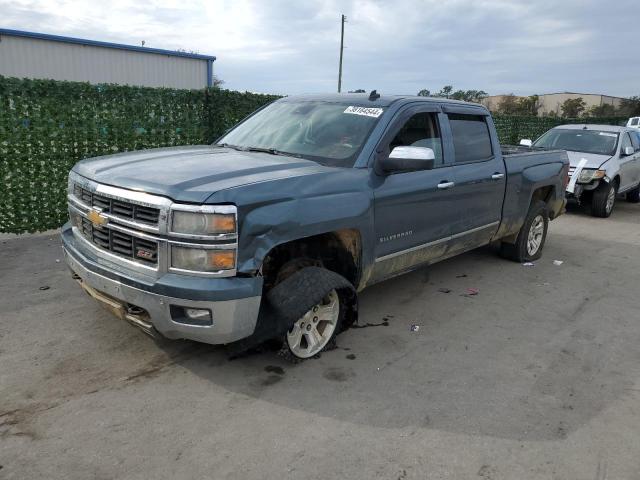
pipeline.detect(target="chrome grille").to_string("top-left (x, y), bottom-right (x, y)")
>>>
top-left (78, 217), bottom-right (158, 265)
top-left (73, 185), bottom-right (160, 225)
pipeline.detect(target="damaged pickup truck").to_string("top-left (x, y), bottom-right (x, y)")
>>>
top-left (62, 92), bottom-right (569, 361)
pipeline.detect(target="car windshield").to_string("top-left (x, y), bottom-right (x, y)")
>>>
top-left (533, 129), bottom-right (619, 156)
top-left (216, 101), bottom-right (385, 167)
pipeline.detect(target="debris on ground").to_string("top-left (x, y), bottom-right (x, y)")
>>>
top-left (351, 320), bottom-right (389, 329)
top-left (466, 288), bottom-right (479, 296)
top-left (346, 354), bottom-right (356, 360)
top-left (410, 325), bottom-right (420, 332)
top-left (39, 286), bottom-right (50, 291)
top-left (437, 288), bottom-right (452, 293)
top-left (55, 259), bottom-right (60, 263)
top-left (553, 260), bottom-right (564, 266)
top-left (456, 274), bottom-right (468, 278)
top-left (522, 262), bottom-right (535, 267)
top-left (537, 282), bottom-right (551, 287)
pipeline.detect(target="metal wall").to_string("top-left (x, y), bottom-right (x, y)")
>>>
top-left (0, 34), bottom-right (209, 89)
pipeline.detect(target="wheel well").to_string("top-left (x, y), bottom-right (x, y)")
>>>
top-left (613, 175), bottom-right (621, 188)
top-left (261, 229), bottom-right (362, 291)
top-left (530, 185), bottom-right (556, 217)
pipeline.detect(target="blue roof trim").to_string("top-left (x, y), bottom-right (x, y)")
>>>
top-left (0, 28), bottom-right (216, 61)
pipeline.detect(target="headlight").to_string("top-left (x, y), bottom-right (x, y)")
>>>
top-left (171, 210), bottom-right (236, 236)
top-left (171, 246), bottom-right (236, 272)
top-left (577, 169), bottom-right (606, 184)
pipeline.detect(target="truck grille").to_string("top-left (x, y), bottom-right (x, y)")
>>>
top-left (73, 184), bottom-right (160, 225)
top-left (78, 217), bottom-right (158, 265)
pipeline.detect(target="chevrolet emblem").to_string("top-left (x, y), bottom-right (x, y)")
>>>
top-left (87, 208), bottom-right (108, 227)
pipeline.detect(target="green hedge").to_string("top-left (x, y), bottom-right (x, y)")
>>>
top-left (0, 75), bottom-right (628, 233)
top-left (492, 114), bottom-right (626, 145)
top-left (0, 76), bottom-right (278, 233)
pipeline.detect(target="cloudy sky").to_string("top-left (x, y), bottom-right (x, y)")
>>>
top-left (2, 0), bottom-right (639, 97)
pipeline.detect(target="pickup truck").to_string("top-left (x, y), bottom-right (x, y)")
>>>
top-left (522, 124), bottom-right (640, 217)
top-left (62, 92), bottom-right (569, 361)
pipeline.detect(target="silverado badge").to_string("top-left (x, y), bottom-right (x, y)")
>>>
top-left (87, 208), bottom-right (108, 227)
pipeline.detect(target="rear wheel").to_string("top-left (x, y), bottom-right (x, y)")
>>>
top-left (500, 200), bottom-right (549, 262)
top-left (626, 184), bottom-right (640, 203)
top-left (591, 181), bottom-right (616, 217)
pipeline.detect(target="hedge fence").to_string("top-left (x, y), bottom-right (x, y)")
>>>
top-left (0, 75), bottom-right (627, 233)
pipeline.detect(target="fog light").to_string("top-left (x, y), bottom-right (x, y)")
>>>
top-left (185, 308), bottom-right (212, 321)
top-left (170, 305), bottom-right (213, 326)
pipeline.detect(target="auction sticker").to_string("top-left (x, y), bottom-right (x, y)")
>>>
top-left (344, 106), bottom-right (384, 118)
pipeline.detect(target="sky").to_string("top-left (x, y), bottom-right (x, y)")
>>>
top-left (2, 0), bottom-right (639, 97)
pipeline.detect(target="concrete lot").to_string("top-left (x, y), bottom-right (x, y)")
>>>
top-left (1, 203), bottom-right (640, 480)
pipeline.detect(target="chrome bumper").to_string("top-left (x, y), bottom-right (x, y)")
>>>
top-left (63, 241), bottom-right (262, 345)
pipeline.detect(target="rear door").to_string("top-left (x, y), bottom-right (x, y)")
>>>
top-left (442, 108), bottom-right (505, 251)
top-left (370, 104), bottom-right (456, 282)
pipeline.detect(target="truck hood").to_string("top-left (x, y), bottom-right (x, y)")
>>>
top-left (566, 151), bottom-right (612, 170)
top-left (73, 145), bottom-right (330, 203)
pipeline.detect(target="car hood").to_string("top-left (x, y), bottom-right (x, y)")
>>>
top-left (565, 151), bottom-right (612, 170)
top-left (73, 145), bottom-right (331, 203)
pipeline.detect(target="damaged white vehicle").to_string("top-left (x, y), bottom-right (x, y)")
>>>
top-left (522, 125), bottom-right (640, 217)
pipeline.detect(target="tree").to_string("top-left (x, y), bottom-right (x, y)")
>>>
top-left (496, 94), bottom-right (540, 116)
top-left (437, 85), bottom-right (453, 98)
top-left (588, 103), bottom-right (617, 117)
top-left (560, 98), bottom-right (586, 118)
top-left (451, 89), bottom-right (488, 103)
top-left (212, 75), bottom-right (225, 89)
top-left (417, 89), bottom-right (431, 97)
top-left (618, 96), bottom-right (640, 117)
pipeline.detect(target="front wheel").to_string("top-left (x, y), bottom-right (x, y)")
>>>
top-left (279, 289), bottom-right (345, 362)
top-left (591, 181), bottom-right (616, 217)
top-left (500, 200), bottom-right (549, 263)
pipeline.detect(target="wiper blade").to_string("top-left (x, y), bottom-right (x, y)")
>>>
top-left (215, 143), bottom-right (244, 151)
top-left (243, 146), bottom-right (302, 158)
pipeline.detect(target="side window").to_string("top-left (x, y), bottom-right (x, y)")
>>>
top-left (630, 117), bottom-right (639, 126)
top-left (621, 132), bottom-right (633, 153)
top-left (389, 112), bottom-right (443, 164)
top-left (448, 114), bottom-right (493, 163)
top-left (629, 131), bottom-right (640, 151)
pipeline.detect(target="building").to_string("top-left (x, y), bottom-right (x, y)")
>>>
top-left (0, 28), bottom-right (216, 89)
top-left (482, 92), bottom-right (625, 116)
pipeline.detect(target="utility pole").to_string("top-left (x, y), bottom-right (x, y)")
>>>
top-left (338, 14), bottom-right (346, 93)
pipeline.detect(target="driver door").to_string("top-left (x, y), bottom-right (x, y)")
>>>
top-left (370, 105), bottom-right (456, 283)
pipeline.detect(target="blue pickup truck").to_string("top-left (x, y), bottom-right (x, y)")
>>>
top-left (62, 92), bottom-right (569, 361)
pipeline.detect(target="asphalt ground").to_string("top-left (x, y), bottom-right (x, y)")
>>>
top-left (1, 201), bottom-right (639, 479)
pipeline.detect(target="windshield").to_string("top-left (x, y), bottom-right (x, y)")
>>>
top-left (217, 101), bottom-right (385, 167)
top-left (533, 129), bottom-right (619, 156)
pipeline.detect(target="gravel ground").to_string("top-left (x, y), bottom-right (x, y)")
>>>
top-left (1, 202), bottom-right (639, 479)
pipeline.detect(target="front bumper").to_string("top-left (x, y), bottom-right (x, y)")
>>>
top-left (62, 224), bottom-right (262, 345)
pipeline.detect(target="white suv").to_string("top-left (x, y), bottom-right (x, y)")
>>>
top-left (627, 117), bottom-right (640, 129)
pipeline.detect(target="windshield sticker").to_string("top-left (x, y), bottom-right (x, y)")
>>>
top-left (344, 106), bottom-right (384, 118)
top-left (598, 132), bottom-right (618, 137)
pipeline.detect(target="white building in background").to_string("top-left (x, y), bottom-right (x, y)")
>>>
top-left (0, 28), bottom-right (216, 89)
top-left (482, 92), bottom-right (625, 116)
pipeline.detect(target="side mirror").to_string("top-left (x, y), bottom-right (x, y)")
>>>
top-left (622, 146), bottom-right (634, 156)
top-left (520, 139), bottom-right (533, 147)
top-left (378, 146), bottom-right (435, 174)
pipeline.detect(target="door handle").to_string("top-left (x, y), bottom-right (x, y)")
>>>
top-left (491, 173), bottom-right (505, 180)
top-left (437, 181), bottom-right (455, 189)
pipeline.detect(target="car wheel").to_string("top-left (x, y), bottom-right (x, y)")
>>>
top-left (279, 288), bottom-right (345, 362)
top-left (500, 200), bottom-right (549, 263)
top-left (591, 181), bottom-right (617, 217)
top-left (626, 184), bottom-right (640, 203)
